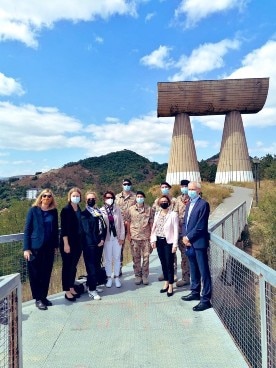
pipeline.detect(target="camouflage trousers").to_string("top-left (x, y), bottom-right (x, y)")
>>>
top-left (178, 237), bottom-right (190, 282)
top-left (131, 240), bottom-right (153, 278)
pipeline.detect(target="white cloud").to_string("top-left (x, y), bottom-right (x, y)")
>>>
top-left (0, 102), bottom-right (83, 150)
top-left (170, 39), bottom-right (240, 81)
top-left (84, 111), bottom-right (174, 159)
top-left (175, 0), bottom-right (248, 28)
top-left (95, 35), bottom-right (104, 44)
top-left (140, 45), bottom-right (173, 69)
top-left (0, 1), bottom-right (137, 47)
top-left (145, 12), bottom-right (155, 22)
top-left (0, 72), bottom-right (25, 96)
top-left (227, 40), bottom-right (276, 128)
top-left (141, 39), bottom-right (240, 78)
top-left (0, 101), bottom-right (174, 163)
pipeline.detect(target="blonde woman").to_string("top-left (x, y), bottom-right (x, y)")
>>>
top-left (60, 187), bottom-right (83, 302)
top-left (23, 189), bottom-right (59, 310)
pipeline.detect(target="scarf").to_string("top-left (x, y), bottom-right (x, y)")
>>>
top-left (86, 206), bottom-right (106, 235)
top-left (105, 205), bottom-right (117, 237)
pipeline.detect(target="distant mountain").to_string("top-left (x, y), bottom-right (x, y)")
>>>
top-left (11, 150), bottom-right (168, 196)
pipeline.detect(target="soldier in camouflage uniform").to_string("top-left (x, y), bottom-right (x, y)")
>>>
top-left (175, 180), bottom-right (190, 287)
top-left (126, 191), bottom-right (154, 285)
top-left (115, 179), bottom-right (136, 275)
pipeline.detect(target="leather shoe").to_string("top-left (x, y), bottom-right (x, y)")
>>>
top-left (181, 293), bottom-right (200, 301)
top-left (65, 294), bottom-right (76, 302)
top-left (42, 298), bottom-right (53, 307)
top-left (35, 300), bottom-right (47, 310)
top-left (193, 302), bottom-right (212, 312)
top-left (167, 291), bottom-right (174, 297)
top-left (71, 293), bottom-right (80, 298)
top-left (160, 286), bottom-right (169, 293)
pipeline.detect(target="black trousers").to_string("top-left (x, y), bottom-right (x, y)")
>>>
top-left (27, 244), bottom-right (55, 301)
top-left (156, 237), bottom-right (174, 284)
top-left (61, 241), bottom-right (82, 291)
top-left (83, 245), bottom-right (103, 291)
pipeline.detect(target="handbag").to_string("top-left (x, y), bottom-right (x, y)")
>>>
top-left (97, 266), bottom-right (107, 286)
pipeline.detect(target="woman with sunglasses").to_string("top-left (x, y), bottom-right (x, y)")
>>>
top-left (100, 191), bottom-right (125, 288)
top-left (60, 187), bottom-right (83, 302)
top-left (23, 189), bottom-right (59, 310)
top-left (150, 195), bottom-right (179, 297)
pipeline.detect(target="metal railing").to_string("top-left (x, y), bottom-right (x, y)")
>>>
top-left (0, 233), bottom-right (86, 302)
top-left (0, 273), bottom-right (22, 368)
top-left (209, 201), bottom-right (276, 368)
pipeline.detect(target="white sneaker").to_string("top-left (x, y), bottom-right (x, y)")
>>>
top-left (106, 278), bottom-right (112, 288)
top-left (88, 290), bottom-right (101, 300)
top-left (96, 287), bottom-right (103, 293)
top-left (114, 277), bottom-right (121, 288)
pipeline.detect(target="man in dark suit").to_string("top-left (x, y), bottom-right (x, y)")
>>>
top-left (181, 181), bottom-right (212, 311)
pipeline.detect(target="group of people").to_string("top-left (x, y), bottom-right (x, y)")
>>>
top-left (23, 178), bottom-right (212, 313)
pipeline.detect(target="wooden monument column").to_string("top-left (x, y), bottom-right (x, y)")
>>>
top-left (157, 78), bottom-right (269, 184)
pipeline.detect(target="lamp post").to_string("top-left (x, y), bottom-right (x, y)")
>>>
top-left (252, 157), bottom-right (260, 206)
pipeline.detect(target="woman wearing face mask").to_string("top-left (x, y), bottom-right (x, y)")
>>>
top-left (150, 195), bottom-right (179, 297)
top-left (60, 187), bottom-right (83, 301)
top-left (81, 191), bottom-right (107, 300)
top-left (100, 191), bottom-right (125, 288)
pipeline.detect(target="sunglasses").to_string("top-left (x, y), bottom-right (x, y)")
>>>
top-left (42, 194), bottom-right (52, 198)
top-left (105, 196), bottom-right (113, 199)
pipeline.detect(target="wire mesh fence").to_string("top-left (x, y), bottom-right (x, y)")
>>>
top-left (0, 274), bottom-right (22, 368)
top-left (0, 234), bottom-right (86, 302)
top-left (209, 202), bottom-right (276, 368)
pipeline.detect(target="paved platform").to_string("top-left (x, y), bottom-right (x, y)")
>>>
top-left (22, 259), bottom-right (248, 367)
top-left (22, 187), bottom-right (252, 368)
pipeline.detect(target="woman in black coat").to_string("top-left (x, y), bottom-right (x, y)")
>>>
top-left (23, 188), bottom-right (59, 310)
top-left (81, 191), bottom-right (107, 301)
top-left (60, 187), bottom-right (83, 302)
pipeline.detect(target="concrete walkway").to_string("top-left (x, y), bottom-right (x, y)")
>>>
top-left (22, 187), bottom-right (252, 368)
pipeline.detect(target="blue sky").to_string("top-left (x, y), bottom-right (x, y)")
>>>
top-left (0, 0), bottom-right (276, 177)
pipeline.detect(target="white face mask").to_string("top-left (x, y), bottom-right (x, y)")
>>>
top-left (105, 198), bottom-right (114, 206)
top-left (71, 196), bottom-right (80, 204)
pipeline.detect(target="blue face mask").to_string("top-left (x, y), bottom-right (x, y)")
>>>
top-left (123, 185), bottom-right (131, 192)
top-left (136, 197), bottom-right (144, 204)
top-left (181, 187), bottom-right (188, 195)
top-left (188, 190), bottom-right (198, 200)
top-left (71, 196), bottom-right (80, 204)
top-left (161, 187), bottom-right (169, 195)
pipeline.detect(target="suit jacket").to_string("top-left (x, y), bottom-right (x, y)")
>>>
top-left (182, 197), bottom-right (210, 249)
top-left (23, 206), bottom-right (59, 251)
top-left (60, 203), bottom-right (82, 250)
top-left (150, 210), bottom-right (179, 247)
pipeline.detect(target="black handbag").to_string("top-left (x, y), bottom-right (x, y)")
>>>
top-left (97, 266), bottom-right (107, 286)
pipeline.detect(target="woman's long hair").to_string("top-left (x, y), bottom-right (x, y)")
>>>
top-left (33, 188), bottom-right (57, 209)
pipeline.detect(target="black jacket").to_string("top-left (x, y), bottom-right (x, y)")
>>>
top-left (60, 203), bottom-right (82, 250)
top-left (81, 209), bottom-right (107, 247)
